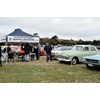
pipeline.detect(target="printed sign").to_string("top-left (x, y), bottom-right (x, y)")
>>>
top-left (0, 37), bottom-right (6, 42)
top-left (7, 36), bottom-right (39, 43)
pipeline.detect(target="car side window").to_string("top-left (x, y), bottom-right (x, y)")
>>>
top-left (83, 47), bottom-right (89, 51)
top-left (90, 47), bottom-right (96, 51)
top-left (76, 46), bottom-right (83, 51)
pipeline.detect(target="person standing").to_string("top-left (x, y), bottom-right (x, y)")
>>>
top-left (0, 46), bottom-right (2, 67)
top-left (44, 43), bottom-right (52, 62)
top-left (3, 44), bottom-right (14, 63)
top-left (7, 48), bottom-right (14, 63)
top-left (20, 44), bottom-right (25, 61)
top-left (34, 44), bottom-right (40, 60)
top-left (24, 43), bottom-right (31, 62)
top-left (30, 44), bottom-right (35, 60)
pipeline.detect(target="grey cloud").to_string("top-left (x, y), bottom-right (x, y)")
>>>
top-left (0, 17), bottom-right (100, 40)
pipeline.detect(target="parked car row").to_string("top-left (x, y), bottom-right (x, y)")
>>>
top-left (51, 45), bottom-right (100, 69)
top-left (57, 45), bottom-right (99, 64)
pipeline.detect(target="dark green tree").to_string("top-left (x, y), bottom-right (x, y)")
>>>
top-left (49, 35), bottom-right (59, 45)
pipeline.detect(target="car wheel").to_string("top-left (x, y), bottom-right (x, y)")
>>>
top-left (71, 58), bottom-right (78, 65)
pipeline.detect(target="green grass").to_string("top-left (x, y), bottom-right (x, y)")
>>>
top-left (0, 56), bottom-right (100, 83)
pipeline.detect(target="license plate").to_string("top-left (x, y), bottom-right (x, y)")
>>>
top-left (88, 64), bottom-right (93, 67)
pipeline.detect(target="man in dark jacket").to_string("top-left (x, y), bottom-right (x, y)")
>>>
top-left (44, 43), bottom-right (52, 62)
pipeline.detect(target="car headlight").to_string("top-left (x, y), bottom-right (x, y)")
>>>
top-left (65, 56), bottom-right (70, 59)
top-left (65, 55), bottom-right (70, 59)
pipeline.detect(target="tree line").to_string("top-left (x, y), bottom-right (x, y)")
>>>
top-left (40, 35), bottom-right (100, 46)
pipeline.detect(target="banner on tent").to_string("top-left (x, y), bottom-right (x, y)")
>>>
top-left (0, 37), bottom-right (6, 42)
top-left (7, 36), bottom-right (39, 43)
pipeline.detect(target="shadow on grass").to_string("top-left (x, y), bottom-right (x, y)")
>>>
top-left (87, 67), bottom-right (100, 71)
top-left (58, 61), bottom-right (82, 65)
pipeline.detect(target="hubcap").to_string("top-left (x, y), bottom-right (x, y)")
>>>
top-left (72, 58), bottom-right (77, 65)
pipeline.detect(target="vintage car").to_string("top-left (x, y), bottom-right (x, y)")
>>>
top-left (82, 54), bottom-right (100, 68)
top-left (57, 45), bottom-right (99, 65)
top-left (51, 46), bottom-right (72, 59)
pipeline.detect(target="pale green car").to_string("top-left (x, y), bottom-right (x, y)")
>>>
top-left (57, 45), bottom-right (99, 65)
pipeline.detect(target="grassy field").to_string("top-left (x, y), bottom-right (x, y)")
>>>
top-left (0, 56), bottom-right (100, 83)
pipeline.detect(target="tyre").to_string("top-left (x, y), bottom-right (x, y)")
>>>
top-left (71, 57), bottom-right (78, 65)
top-left (59, 61), bottom-right (64, 63)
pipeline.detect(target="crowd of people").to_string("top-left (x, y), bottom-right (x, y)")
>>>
top-left (19, 43), bottom-right (41, 62)
top-left (0, 42), bottom-right (53, 65)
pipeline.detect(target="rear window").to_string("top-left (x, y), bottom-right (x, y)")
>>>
top-left (90, 47), bottom-right (96, 51)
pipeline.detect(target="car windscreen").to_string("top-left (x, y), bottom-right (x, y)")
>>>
top-left (53, 46), bottom-right (71, 51)
top-left (53, 47), bottom-right (62, 51)
top-left (60, 47), bottom-right (72, 50)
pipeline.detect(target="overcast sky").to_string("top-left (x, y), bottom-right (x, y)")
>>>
top-left (0, 17), bottom-right (100, 41)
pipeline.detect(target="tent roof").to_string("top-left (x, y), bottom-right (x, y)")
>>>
top-left (7, 28), bottom-right (34, 37)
